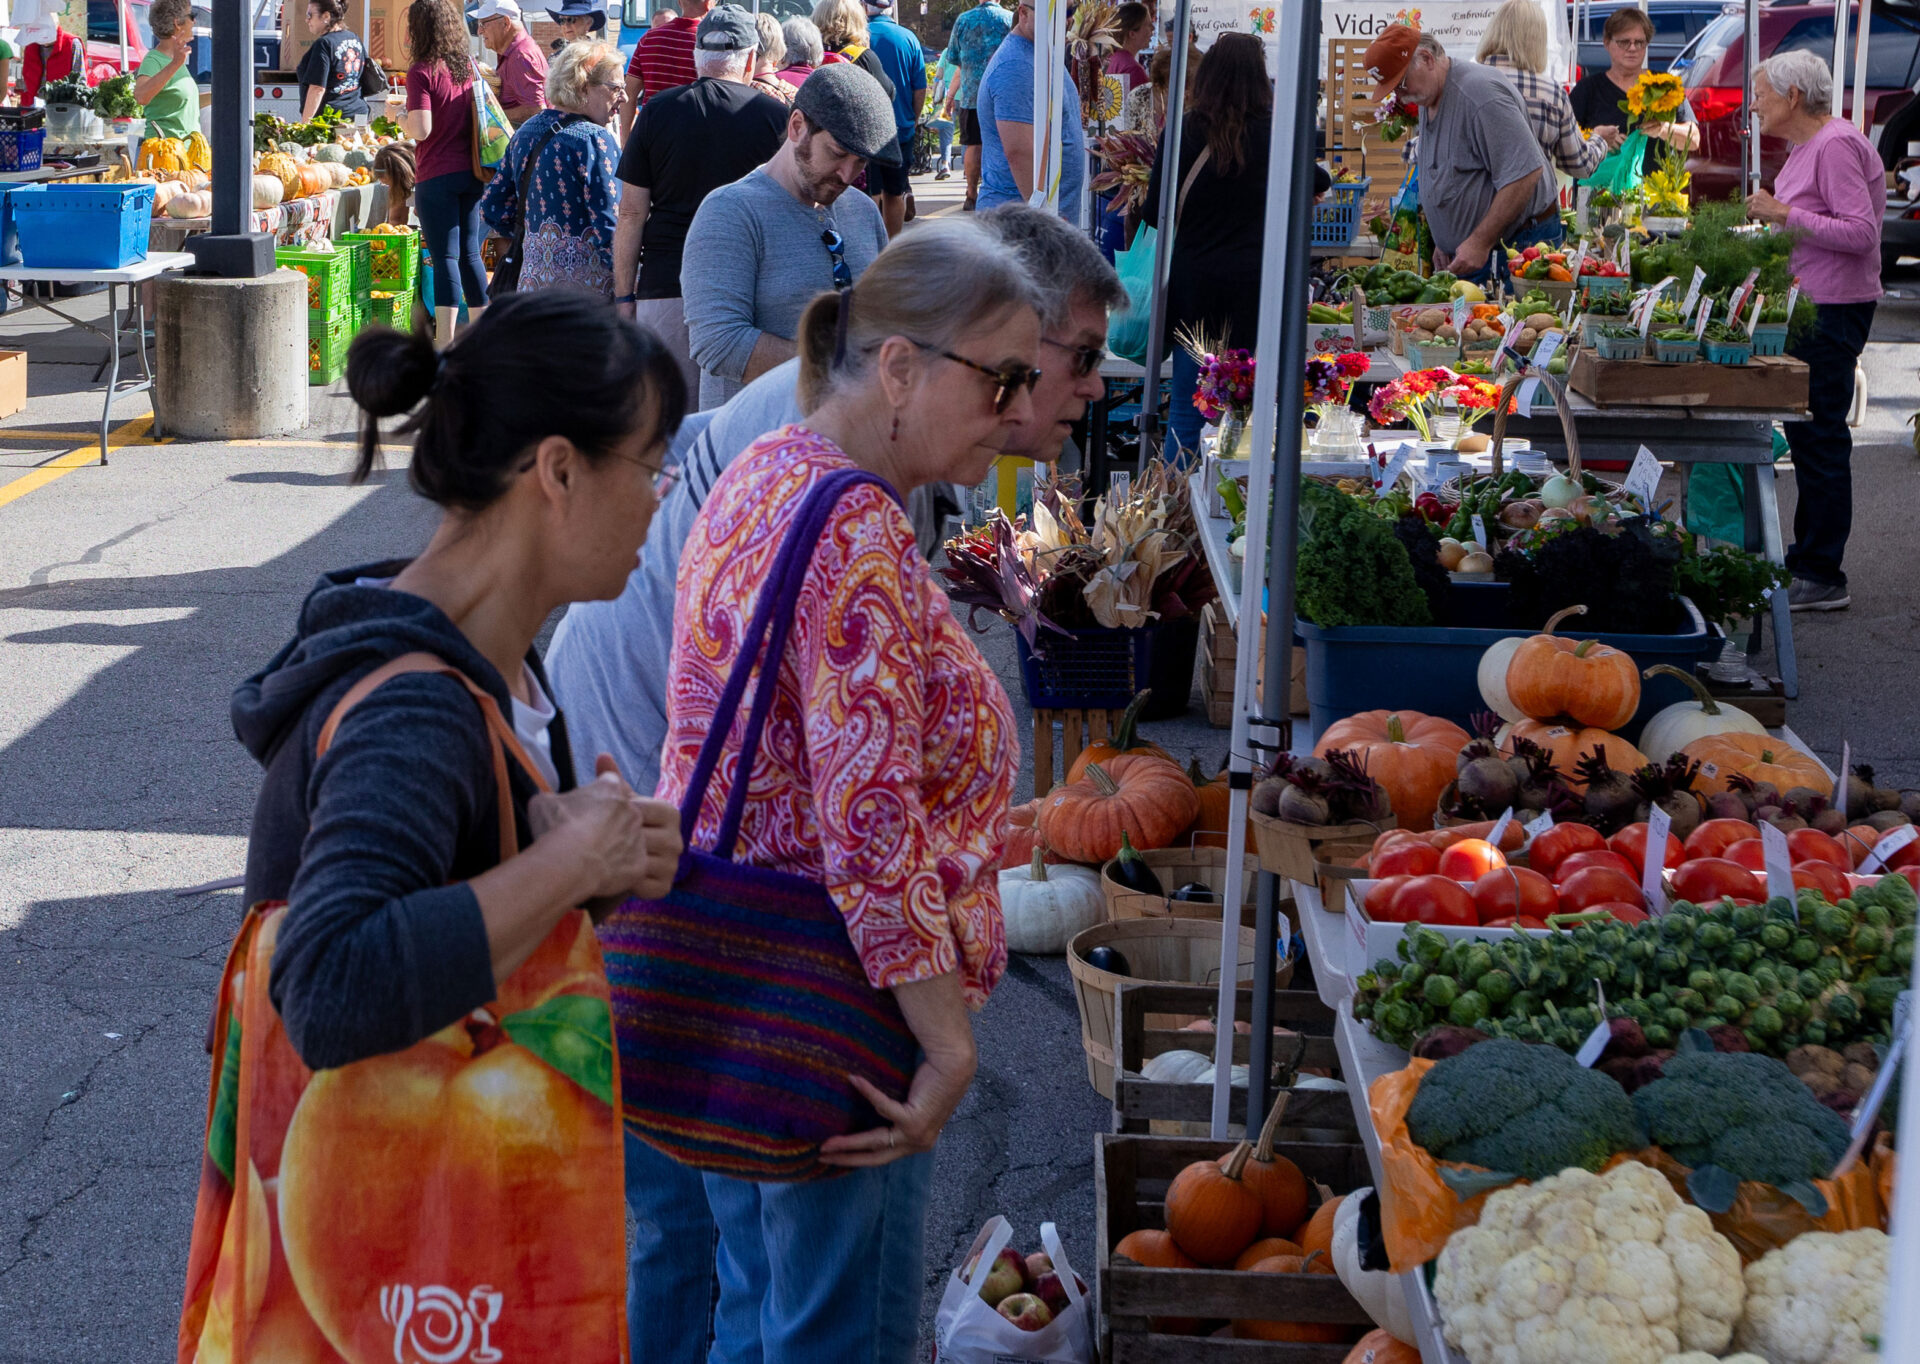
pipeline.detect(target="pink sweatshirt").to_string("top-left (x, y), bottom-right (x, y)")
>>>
top-left (1775, 116), bottom-right (1886, 305)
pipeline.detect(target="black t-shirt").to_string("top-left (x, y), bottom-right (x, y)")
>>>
top-left (618, 77), bottom-right (789, 298)
top-left (1567, 70), bottom-right (1692, 178)
top-left (297, 29), bottom-right (376, 117)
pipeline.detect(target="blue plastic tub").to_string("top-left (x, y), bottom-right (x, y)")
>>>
top-left (1298, 591), bottom-right (1717, 745)
top-left (1311, 179), bottom-right (1371, 248)
top-left (11, 182), bottom-right (154, 269)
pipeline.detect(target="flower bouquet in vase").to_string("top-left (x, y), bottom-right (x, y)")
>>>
top-left (1304, 351), bottom-right (1370, 455)
top-left (1367, 365), bottom-right (1458, 449)
top-left (1179, 326), bottom-right (1255, 456)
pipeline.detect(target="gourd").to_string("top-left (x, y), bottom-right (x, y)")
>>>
top-left (1331, 1189), bottom-right (1417, 1344)
top-left (1232, 1251), bottom-right (1348, 1342)
top-left (278, 139), bottom-right (309, 158)
top-left (1140, 1049), bottom-right (1212, 1084)
top-left (323, 161), bottom-right (352, 189)
top-left (1233, 1236), bottom-right (1304, 1270)
top-left (1163, 1141), bottom-right (1262, 1265)
top-left (312, 142), bottom-right (346, 163)
top-left (1682, 732), bottom-right (1833, 800)
top-left (997, 849), bottom-right (1104, 955)
top-left (1342, 1330), bottom-right (1422, 1364)
top-left (165, 189), bottom-right (213, 219)
top-left (185, 129), bottom-right (212, 172)
top-left (296, 163), bottom-right (332, 198)
top-left (1636, 663), bottom-right (1766, 762)
top-left (1111, 1228), bottom-right (1197, 1269)
top-left (1064, 690), bottom-right (1171, 784)
top-left (1186, 759), bottom-right (1256, 849)
top-left (1239, 1095), bottom-right (1310, 1235)
top-left (252, 173), bottom-right (285, 209)
top-left (256, 152), bottom-right (302, 202)
top-left (343, 147), bottom-right (374, 170)
top-left (1313, 711), bottom-right (1469, 831)
top-left (1504, 605), bottom-right (1641, 729)
top-left (149, 179), bottom-right (187, 215)
top-left (177, 169), bottom-right (211, 191)
top-left (1035, 756), bottom-right (1200, 864)
top-left (136, 137), bottom-right (185, 174)
top-left (1500, 719), bottom-right (1645, 790)
top-left (1478, 604), bottom-right (1585, 723)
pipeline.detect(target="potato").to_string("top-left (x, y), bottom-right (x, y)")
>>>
top-left (1437, 323), bottom-right (1459, 341)
top-left (1525, 312), bottom-right (1560, 332)
top-left (1455, 433), bottom-right (1490, 453)
top-left (1411, 328), bottom-right (1435, 343)
top-left (1517, 327), bottom-right (1539, 350)
top-left (1457, 551), bottom-right (1495, 573)
top-left (1415, 308), bottom-right (1448, 332)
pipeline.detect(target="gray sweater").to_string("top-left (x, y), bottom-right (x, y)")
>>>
top-left (680, 168), bottom-right (887, 408)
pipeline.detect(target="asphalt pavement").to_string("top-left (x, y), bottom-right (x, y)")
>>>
top-left (1, 248), bottom-right (1919, 1362)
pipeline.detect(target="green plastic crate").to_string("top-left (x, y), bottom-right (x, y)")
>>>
top-left (368, 289), bottom-right (411, 331)
top-left (340, 238), bottom-right (372, 292)
top-left (308, 315), bottom-right (350, 385)
top-left (339, 229), bottom-right (419, 292)
top-left (278, 246), bottom-right (351, 323)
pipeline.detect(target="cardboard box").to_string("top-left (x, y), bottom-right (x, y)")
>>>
top-left (1567, 349), bottom-right (1810, 413)
top-left (0, 349), bottom-right (26, 420)
top-left (284, 0), bottom-right (411, 75)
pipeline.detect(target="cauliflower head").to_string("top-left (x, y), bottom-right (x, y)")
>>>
top-left (1734, 1228), bottom-right (1890, 1364)
top-left (1660, 1355), bottom-right (1768, 1364)
top-left (1433, 1161), bottom-right (1745, 1364)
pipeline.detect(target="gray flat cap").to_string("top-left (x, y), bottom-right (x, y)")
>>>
top-left (695, 5), bottom-right (757, 49)
top-left (794, 61), bottom-right (902, 166)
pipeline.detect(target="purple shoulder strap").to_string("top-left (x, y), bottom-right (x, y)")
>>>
top-left (677, 466), bottom-right (903, 859)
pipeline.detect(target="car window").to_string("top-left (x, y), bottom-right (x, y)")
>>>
top-left (1680, 11), bottom-right (1740, 86)
top-left (1775, 12), bottom-right (1920, 90)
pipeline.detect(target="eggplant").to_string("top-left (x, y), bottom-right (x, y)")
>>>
top-left (1110, 831), bottom-right (1165, 896)
top-left (1084, 945), bottom-right (1132, 975)
top-left (1170, 882), bottom-right (1216, 903)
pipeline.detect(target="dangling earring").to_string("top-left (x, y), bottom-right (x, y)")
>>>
top-left (890, 412), bottom-right (900, 443)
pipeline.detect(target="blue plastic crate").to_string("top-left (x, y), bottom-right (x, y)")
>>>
top-left (0, 127), bottom-right (43, 172)
top-left (1310, 179), bottom-right (1371, 248)
top-left (11, 182), bottom-right (153, 269)
top-left (1014, 625), bottom-right (1154, 710)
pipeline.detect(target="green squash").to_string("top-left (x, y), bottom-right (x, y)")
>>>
top-left (343, 147), bottom-right (374, 170)
top-left (312, 143), bottom-right (346, 163)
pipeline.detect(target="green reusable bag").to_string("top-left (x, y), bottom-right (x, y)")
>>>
top-left (1582, 129), bottom-right (1648, 197)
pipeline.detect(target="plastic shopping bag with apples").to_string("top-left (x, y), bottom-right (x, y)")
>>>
top-left (934, 1216), bottom-right (1093, 1364)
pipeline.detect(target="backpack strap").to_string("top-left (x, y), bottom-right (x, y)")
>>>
top-left (316, 651), bottom-right (552, 862)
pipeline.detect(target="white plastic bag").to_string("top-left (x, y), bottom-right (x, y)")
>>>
top-left (934, 1217), bottom-right (1093, 1364)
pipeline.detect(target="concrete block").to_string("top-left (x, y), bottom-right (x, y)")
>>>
top-left (154, 269), bottom-right (308, 440)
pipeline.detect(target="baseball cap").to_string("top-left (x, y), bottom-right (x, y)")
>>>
top-left (473, 0), bottom-right (523, 21)
top-left (1363, 24), bottom-right (1419, 102)
top-left (794, 61), bottom-right (902, 165)
top-left (695, 5), bottom-right (757, 50)
top-left (865, 0), bottom-right (894, 11)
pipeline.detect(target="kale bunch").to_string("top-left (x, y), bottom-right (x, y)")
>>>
top-left (1406, 1038), bottom-right (1641, 1182)
top-left (1497, 521), bottom-right (1683, 634)
top-left (1295, 482), bottom-right (1432, 629)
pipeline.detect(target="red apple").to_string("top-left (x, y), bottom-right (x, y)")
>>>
top-left (1025, 1251), bottom-right (1054, 1283)
top-left (1034, 1269), bottom-right (1088, 1315)
top-left (997, 1293), bottom-right (1055, 1331)
top-left (979, 1247), bottom-right (1027, 1306)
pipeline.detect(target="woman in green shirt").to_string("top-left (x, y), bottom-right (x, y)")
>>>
top-left (134, 0), bottom-right (202, 141)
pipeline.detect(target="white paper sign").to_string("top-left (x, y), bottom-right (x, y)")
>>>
top-left (1840, 741), bottom-right (1851, 819)
top-left (1523, 809), bottom-right (1555, 838)
top-left (1575, 979), bottom-right (1611, 1067)
top-left (1451, 296), bottom-right (1469, 335)
top-left (1569, 243), bottom-right (1588, 278)
top-left (1373, 440), bottom-right (1416, 492)
top-left (1643, 805), bottom-right (1671, 917)
top-left (1786, 282), bottom-right (1801, 319)
top-left (1487, 806), bottom-right (1515, 850)
top-left (1833, 1007), bottom-right (1910, 1176)
top-left (1471, 514), bottom-right (1489, 551)
top-left (1681, 266), bottom-right (1707, 316)
top-left (1761, 821), bottom-right (1795, 903)
top-left (1623, 446), bottom-right (1663, 509)
top-left (1694, 298), bottom-right (1713, 341)
top-left (1729, 268), bottom-right (1761, 323)
top-left (1861, 823), bottom-right (1918, 874)
top-left (1745, 294), bottom-right (1764, 339)
top-left (1515, 330), bottom-right (1565, 414)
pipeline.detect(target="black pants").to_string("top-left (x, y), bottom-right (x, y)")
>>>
top-left (1783, 301), bottom-right (1875, 587)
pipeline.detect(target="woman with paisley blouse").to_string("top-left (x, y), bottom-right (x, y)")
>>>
top-left (652, 218), bottom-right (1036, 1362)
top-left (478, 40), bottom-right (625, 297)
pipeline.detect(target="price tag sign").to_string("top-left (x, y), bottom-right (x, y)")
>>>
top-left (1451, 296), bottom-right (1469, 335)
top-left (1860, 822), bottom-right (1918, 874)
top-left (1523, 809), bottom-right (1556, 838)
top-left (1623, 445), bottom-right (1663, 509)
top-left (1681, 266), bottom-right (1707, 316)
top-left (1471, 514), bottom-right (1490, 550)
top-left (1515, 329), bottom-right (1565, 414)
top-left (1488, 806), bottom-right (1515, 850)
top-left (1745, 293), bottom-right (1764, 339)
top-left (1694, 298), bottom-right (1713, 341)
top-left (1643, 805), bottom-right (1671, 917)
top-left (1569, 243), bottom-right (1588, 278)
top-left (1761, 820), bottom-right (1795, 904)
top-left (1840, 740), bottom-right (1851, 817)
top-left (1575, 980), bottom-right (1611, 1067)
top-left (1373, 440), bottom-right (1417, 492)
top-left (1729, 267), bottom-right (1761, 323)
top-left (1786, 281), bottom-right (1801, 319)
top-left (1832, 1006), bottom-right (1910, 1177)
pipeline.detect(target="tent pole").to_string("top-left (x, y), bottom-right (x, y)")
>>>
top-left (1831, 0), bottom-right (1848, 115)
top-left (1852, 0), bottom-right (1873, 132)
top-left (1134, 0), bottom-right (1191, 468)
top-left (1742, 0), bottom-right (1759, 193)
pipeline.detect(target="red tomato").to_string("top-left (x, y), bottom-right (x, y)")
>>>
top-left (1552, 849), bottom-right (1637, 886)
top-left (1682, 818), bottom-right (1758, 862)
top-left (1483, 915), bottom-right (1548, 929)
top-left (1840, 826), bottom-right (1881, 869)
top-left (1558, 865), bottom-right (1644, 912)
top-left (1723, 838), bottom-right (1767, 873)
top-left (1787, 828), bottom-right (1851, 872)
top-left (1792, 860), bottom-right (1851, 902)
top-left (1437, 838), bottom-right (1508, 881)
top-left (1885, 837), bottom-right (1920, 872)
top-left (1370, 840), bottom-right (1440, 879)
top-left (1671, 857), bottom-right (1762, 905)
top-left (1609, 822), bottom-right (1684, 877)
top-left (1471, 866), bottom-right (1557, 924)
top-left (1898, 867), bottom-right (1920, 894)
top-left (1363, 875), bottom-right (1414, 922)
top-left (1390, 874), bottom-right (1477, 927)
top-left (1527, 823), bottom-right (1607, 877)
top-left (1593, 901), bottom-right (1649, 924)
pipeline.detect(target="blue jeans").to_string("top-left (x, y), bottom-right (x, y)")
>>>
top-left (1455, 212), bottom-right (1565, 289)
top-left (929, 116), bottom-right (955, 165)
top-left (1168, 343), bottom-right (1203, 467)
top-left (626, 1131), bottom-right (720, 1364)
top-left (703, 1151), bottom-right (934, 1364)
top-left (415, 169), bottom-right (489, 308)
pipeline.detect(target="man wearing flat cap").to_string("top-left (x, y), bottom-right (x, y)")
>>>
top-left (1363, 24), bottom-right (1557, 284)
top-left (680, 61), bottom-right (893, 408)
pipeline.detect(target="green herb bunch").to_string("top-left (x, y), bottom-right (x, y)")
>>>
top-left (93, 75), bottom-right (140, 120)
top-left (1674, 533), bottom-right (1791, 630)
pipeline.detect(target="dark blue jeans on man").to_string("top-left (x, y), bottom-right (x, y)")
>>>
top-left (1452, 212), bottom-right (1564, 289)
top-left (1784, 301), bottom-right (1876, 588)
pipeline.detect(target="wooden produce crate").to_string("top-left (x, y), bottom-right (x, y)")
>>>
top-left (1198, 602), bottom-right (1306, 727)
top-left (1096, 1133), bottom-right (1376, 1361)
top-left (1099, 845), bottom-right (1266, 927)
top-left (1567, 348), bottom-right (1810, 412)
top-left (1030, 706), bottom-right (1125, 795)
top-left (1112, 983), bottom-right (1353, 1137)
top-left (1251, 811), bottom-right (1394, 882)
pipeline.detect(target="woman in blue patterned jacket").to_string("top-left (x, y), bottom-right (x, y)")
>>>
top-left (479, 40), bottom-right (625, 296)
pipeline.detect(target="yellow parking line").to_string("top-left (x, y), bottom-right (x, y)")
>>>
top-left (0, 415), bottom-right (153, 511)
top-left (0, 428), bottom-right (166, 443)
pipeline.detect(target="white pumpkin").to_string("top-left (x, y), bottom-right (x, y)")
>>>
top-left (1200, 1063), bottom-right (1251, 1087)
top-left (165, 189), bottom-right (213, 219)
top-left (150, 179), bottom-right (187, 216)
top-left (252, 173), bottom-right (284, 209)
top-left (1635, 662), bottom-right (1766, 762)
top-left (998, 849), bottom-right (1104, 954)
top-left (1141, 1048), bottom-right (1213, 1084)
top-left (1331, 1187), bottom-right (1417, 1344)
top-left (1478, 604), bottom-right (1589, 723)
top-left (323, 160), bottom-right (352, 189)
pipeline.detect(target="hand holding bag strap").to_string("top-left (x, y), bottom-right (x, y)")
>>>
top-left (1174, 145), bottom-right (1211, 230)
top-left (316, 651), bottom-right (553, 861)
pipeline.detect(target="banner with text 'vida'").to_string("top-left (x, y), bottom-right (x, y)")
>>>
top-left (1185, 0), bottom-right (1571, 82)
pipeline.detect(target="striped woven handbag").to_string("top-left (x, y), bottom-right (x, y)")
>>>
top-left (600, 468), bottom-right (919, 1181)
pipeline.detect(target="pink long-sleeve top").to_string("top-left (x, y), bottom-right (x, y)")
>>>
top-left (659, 427), bottom-right (1017, 1007)
top-left (1774, 115), bottom-right (1886, 305)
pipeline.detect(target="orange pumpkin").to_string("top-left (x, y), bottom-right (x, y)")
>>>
top-left (1682, 732), bottom-right (1833, 800)
top-left (1504, 614), bottom-right (1641, 729)
top-left (1233, 1236), bottom-right (1304, 1270)
top-left (1036, 755), bottom-right (1200, 864)
top-left (1186, 758), bottom-right (1257, 849)
top-left (297, 163), bottom-right (332, 198)
top-left (1314, 711), bottom-right (1468, 832)
top-left (999, 800), bottom-right (1068, 870)
top-left (1240, 1097), bottom-right (1311, 1236)
top-left (1163, 1143), bottom-right (1263, 1266)
top-left (1296, 1194), bottom-right (1342, 1259)
top-left (1232, 1250), bottom-right (1351, 1342)
top-left (1113, 1227), bottom-right (1198, 1269)
top-left (1344, 1329), bottom-right (1423, 1364)
top-left (1501, 719), bottom-right (1645, 790)
top-left (1064, 690), bottom-right (1172, 785)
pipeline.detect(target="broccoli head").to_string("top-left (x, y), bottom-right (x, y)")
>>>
top-left (1631, 1046), bottom-right (1851, 1215)
top-left (1405, 1038), bottom-right (1640, 1181)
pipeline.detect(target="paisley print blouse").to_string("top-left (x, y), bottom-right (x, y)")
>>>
top-left (477, 110), bottom-right (619, 297)
top-left (659, 426), bottom-right (1017, 1006)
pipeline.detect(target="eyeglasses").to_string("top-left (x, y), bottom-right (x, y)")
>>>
top-left (821, 226), bottom-right (854, 291)
top-left (1042, 335), bottom-right (1106, 378)
top-left (1610, 36), bottom-right (1648, 48)
top-left (908, 339), bottom-right (1041, 414)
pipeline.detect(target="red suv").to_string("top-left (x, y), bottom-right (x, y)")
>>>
top-left (1679, 1), bottom-right (1920, 201)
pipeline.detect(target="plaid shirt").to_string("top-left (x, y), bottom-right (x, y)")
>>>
top-left (1479, 56), bottom-right (1605, 180)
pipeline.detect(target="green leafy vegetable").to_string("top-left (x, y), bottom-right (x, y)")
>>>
top-left (1406, 1037), bottom-right (1641, 1180)
top-left (1295, 481), bottom-right (1432, 628)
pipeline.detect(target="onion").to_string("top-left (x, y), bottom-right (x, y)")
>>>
top-left (1498, 500), bottom-right (1542, 530)
top-left (1539, 472), bottom-right (1583, 509)
top-left (1437, 538), bottom-right (1467, 570)
top-left (1538, 507), bottom-right (1575, 523)
top-left (1457, 551), bottom-right (1495, 573)
top-left (1566, 494), bottom-right (1609, 524)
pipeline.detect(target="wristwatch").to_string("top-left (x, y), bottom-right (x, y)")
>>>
top-left (615, 293), bottom-right (638, 304)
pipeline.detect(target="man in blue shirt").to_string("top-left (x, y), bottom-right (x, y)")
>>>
top-left (976, 0), bottom-right (1083, 222)
top-left (941, 0), bottom-right (1011, 209)
top-left (862, 0), bottom-right (926, 235)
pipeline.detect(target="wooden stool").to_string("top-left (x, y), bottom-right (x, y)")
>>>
top-left (1031, 707), bottom-right (1126, 795)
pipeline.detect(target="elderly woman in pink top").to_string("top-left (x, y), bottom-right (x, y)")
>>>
top-left (1746, 49), bottom-right (1884, 613)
